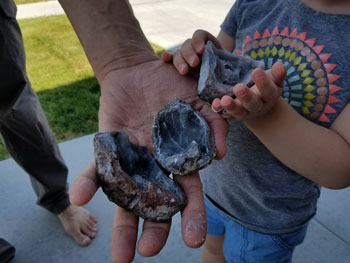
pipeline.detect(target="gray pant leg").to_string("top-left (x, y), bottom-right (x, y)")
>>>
top-left (0, 239), bottom-right (15, 263)
top-left (0, 0), bottom-right (70, 215)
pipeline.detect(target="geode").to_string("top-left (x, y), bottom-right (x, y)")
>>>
top-left (94, 131), bottom-right (186, 222)
top-left (198, 41), bottom-right (265, 103)
top-left (152, 100), bottom-right (216, 175)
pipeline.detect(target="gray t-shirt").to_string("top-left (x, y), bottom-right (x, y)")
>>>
top-left (200, 0), bottom-right (350, 234)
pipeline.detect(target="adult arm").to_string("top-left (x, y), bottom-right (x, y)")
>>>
top-left (58, 0), bottom-right (157, 81)
top-left (58, 1), bottom-right (229, 262)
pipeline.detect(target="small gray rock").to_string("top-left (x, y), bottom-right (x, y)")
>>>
top-left (198, 41), bottom-right (265, 103)
top-left (94, 131), bottom-right (186, 222)
top-left (152, 100), bottom-right (216, 175)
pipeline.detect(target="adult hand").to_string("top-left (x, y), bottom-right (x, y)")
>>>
top-left (70, 59), bottom-right (229, 263)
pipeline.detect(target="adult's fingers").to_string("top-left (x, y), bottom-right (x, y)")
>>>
top-left (111, 207), bottom-right (139, 263)
top-left (181, 39), bottom-right (201, 68)
top-left (137, 220), bottom-right (171, 257)
top-left (69, 162), bottom-right (99, 206)
top-left (175, 173), bottom-right (207, 248)
top-left (161, 51), bottom-right (173, 63)
top-left (173, 48), bottom-right (190, 75)
top-left (192, 29), bottom-right (222, 54)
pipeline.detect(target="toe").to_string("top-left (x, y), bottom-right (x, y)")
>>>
top-left (88, 223), bottom-right (97, 233)
top-left (83, 225), bottom-right (97, 239)
top-left (87, 219), bottom-right (97, 232)
top-left (88, 217), bottom-right (97, 226)
top-left (75, 233), bottom-right (91, 247)
top-left (89, 214), bottom-right (98, 223)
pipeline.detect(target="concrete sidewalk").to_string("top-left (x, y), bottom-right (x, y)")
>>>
top-left (0, 134), bottom-right (350, 263)
top-left (16, 0), bottom-right (233, 49)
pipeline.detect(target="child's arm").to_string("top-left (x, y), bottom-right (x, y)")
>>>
top-left (215, 64), bottom-right (350, 189)
top-left (244, 97), bottom-right (350, 189)
top-left (217, 30), bottom-right (236, 51)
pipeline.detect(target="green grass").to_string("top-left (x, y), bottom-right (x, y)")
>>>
top-left (15, 0), bottom-right (47, 4)
top-left (0, 15), bottom-right (164, 160)
top-left (20, 15), bottom-right (95, 92)
top-left (37, 77), bottom-right (100, 141)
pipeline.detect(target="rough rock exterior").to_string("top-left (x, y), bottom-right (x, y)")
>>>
top-left (94, 131), bottom-right (186, 222)
top-left (198, 41), bottom-right (265, 103)
top-left (152, 100), bottom-right (216, 175)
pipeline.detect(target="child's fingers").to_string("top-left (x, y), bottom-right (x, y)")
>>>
top-left (192, 29), bottom-right (222, 54)
top-left (251, 62), bottom-right (286, 102)
top-left (251, 68), bottom-right (278, 103)
top-left (161, 51), bottom-right (173, 63)
top-left (181, 39), bottom-right (201, 68)
top-left (172, 49), bottom-right (190, 75)
top-left (212, 98), bottom-right (222, 112)
top-left (268, 62), bottom-right (287, 88)
top-left (233, 84), bottom-right (263, 113)
top-left (220, 95), bottom-right (248, 119)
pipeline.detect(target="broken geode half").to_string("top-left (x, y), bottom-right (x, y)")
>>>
top-left (198, 41), bottom-right (265, 103)
top-left (94, 131), bottom-right (186, 222)
top-left (152, 100), bottom-right (216, 176)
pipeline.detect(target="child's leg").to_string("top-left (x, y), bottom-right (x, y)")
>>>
top-left (203, 198), bottom-right (227, 262)
top-left (201, 234), bottom-right (225, 263)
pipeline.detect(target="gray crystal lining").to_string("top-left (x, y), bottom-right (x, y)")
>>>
top-left (198, 41), bottom-right (265, 103)
top-left (94, 131), bottom-right (186, 222)
top-left (152, 100), bottom-right (216, 175)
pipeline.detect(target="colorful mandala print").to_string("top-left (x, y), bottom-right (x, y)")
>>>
top-left (237, 27), bottom-right (341, 124)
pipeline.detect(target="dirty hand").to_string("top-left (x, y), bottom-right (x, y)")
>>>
top-left (69, 59), bottom-right (229, 263)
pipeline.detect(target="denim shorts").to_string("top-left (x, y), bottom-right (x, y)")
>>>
top-left (205, 198), bottom-right (308, 263)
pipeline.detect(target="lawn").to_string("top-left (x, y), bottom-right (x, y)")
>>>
top-left (0, 15), bottom-right (164, 160)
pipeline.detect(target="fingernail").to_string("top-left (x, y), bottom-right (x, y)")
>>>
top-left (211, 105), bottom-right (221, 113)
top-left (180, 64), bottom-right (187, 74)
top-left (189, 55), bottom-right (197, 66)
top-left (194, 44), bottom-right (203, 54)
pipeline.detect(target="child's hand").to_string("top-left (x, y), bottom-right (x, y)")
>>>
top-left (212, 62), bottom-right (286, 121)
top-left (161, 30), bottom-right (222, 76)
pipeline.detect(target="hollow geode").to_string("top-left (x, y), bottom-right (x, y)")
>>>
top-left (94, 131), bottom-right (186, 222)
top-left (198, 41), bottom-right (265, 103)
top-left (152, 100), bottom-right (216, 175)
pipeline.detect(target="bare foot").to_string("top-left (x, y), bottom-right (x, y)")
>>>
top-left (58, 205), bottom-right (97, 246)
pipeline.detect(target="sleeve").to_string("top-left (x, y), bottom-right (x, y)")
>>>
top-left (220, 0), bottom-right (243, 39)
